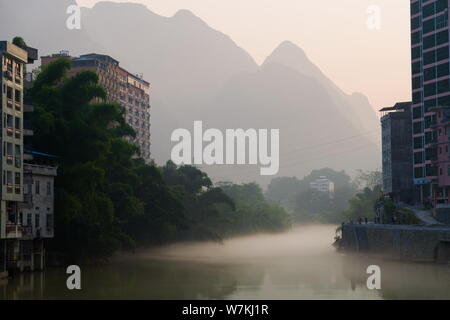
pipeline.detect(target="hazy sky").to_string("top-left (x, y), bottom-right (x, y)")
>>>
top-left (76, 0), bottom-right (411, 111)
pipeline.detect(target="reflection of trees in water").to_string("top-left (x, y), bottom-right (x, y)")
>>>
top-left (0, 260), bottom-right (266, 300)
top-left (342, 254), bottom-right (450, 300)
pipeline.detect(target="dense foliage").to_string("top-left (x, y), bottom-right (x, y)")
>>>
top-left (266, 169), bottom-right (385, 223)
top-left (28, 58), bottom-right (291, 262)
top-left (266, 168), bottom-right (359, 223)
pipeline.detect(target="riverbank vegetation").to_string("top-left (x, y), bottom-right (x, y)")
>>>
top-left (27, 58), bottom-right (291, 262)
top-left (266, 169), bottom-right (383, 223)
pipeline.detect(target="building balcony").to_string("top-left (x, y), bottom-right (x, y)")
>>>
top-left (6, 155), bottom-right (13, 165)
top-left (21, 226), bottom-right (33, 239)
top-left (5, 223), bottom-right (22, 239)
top-left (14, 74), bottom-right (21, 85)
top-left (5, 70), bottom-right (13, 81)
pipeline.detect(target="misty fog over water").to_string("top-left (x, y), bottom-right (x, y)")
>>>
top-left (1, 225), bottom-right (450, 299)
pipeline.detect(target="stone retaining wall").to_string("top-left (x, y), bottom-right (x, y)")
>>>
top-left (340, 224), bottom-right (450, 263)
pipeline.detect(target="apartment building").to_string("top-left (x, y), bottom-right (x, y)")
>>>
top-left (410, 0), bottom-right (450, 222)
top-left (0, 42), bottom-right (58, 274)
top-left (118, 67), bottom-right (151, 161)
top-left (380, 102), bottom-right (419, 204)
top-left (0, 41), bottom-right (33, 273)
top-left (310, 176), bottom-right (335, 199)
top-left (41, 52), bottom-right (151, 162)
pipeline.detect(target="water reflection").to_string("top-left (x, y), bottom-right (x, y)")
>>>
top-left (0, 225), bottom-right (449, 300)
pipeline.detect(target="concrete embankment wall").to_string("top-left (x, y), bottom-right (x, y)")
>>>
top-left (435, 208), bottom-right (450, 224)
top-left (340, 224), bottom-right (450, 263)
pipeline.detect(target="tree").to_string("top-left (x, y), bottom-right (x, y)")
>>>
top-left (354, 169), bottom-right (383, 190)
top-left (28, 58), bottom-right (292, 261)
top-left (12, 36), bottom-right (27, 48)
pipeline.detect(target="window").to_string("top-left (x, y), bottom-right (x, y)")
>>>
top-left (436, 30), bottom-right (449, 46)
top-left (46, 181), bottom-right (51, 195)
top-left (415, 167), bottom-right (424, 179)
top-left (46, 214), bottom-right (53, 231)
top-left (27, 213), bottom-right (32, 227)
top-left (14, 145), bottom-right (21, 168)
top-left (425, 98), bottom-right (437, 112)
top-left (424, 50), bottom-right (435, 65)
top-left (424, 82), bottom-right (437, 97)
top-left (411, 2), bottom-right (420, 15)
top-left (423, 3), bottom-right (435, 19)
top-left (437, 0), bottom-right (449, 13)
top-left (437, 63), bottom-right (449, 77)
top-left (414, 136), bottom-right (423, 149)
top-left (414, 151), bottom-right (424, 164)
top-left (35, 214), bottom-right (40, 228)
top-left (6, 171), bottom-right (12, 193)
top-left (437, 46), bottom-right (449, 61)
top-left (413, 91), bottom-right (423, 104)
top-left (438, 94), bottom-right (450, 106)
top-left (412, 31), bottom-right (421, 45)
top-left (423, 34), bottom-right (435, 49)
top-left (6, 143), bottom-right (13, 165)
top-left (6, 114), bottom-right (13, 128)
top-left (14, 89), bottom-right (20, 103)
top-left (426, 147), bottom-right (438, 161)
top-left (426, 164), bottom-right (438, 176)
top-left (424, 67), bottom-right (436, 81)
top-left (412, 61), bottom-right (422, 75)
top-left (423, 18), bottom-right (435, 34)
top-left (436, 13), bottom-right (448, 29)
top-left (15, 172), bottom-right (20, 194)
top-left (35, 180), bottom-right (40, 195)
top-left (438, 79), bottom-right (450, 94)
top-left (6, 86), bottom-right (12, 100)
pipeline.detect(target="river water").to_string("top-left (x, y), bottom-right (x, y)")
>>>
top-left (1, 225), bottom-right (450, 300)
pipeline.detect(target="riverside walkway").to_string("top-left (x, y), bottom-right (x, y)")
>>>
top-left (403, 206), bottom-right (443, 226)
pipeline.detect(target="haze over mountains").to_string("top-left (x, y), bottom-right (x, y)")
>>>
top-left (0, 0), bottom-right (381, 184)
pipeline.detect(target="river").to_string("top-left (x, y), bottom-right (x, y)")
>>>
top-left (1, 225), bottom-right (450, 299)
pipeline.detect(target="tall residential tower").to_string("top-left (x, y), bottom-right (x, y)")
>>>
top-left (41, 52), bottom-right (151, 162)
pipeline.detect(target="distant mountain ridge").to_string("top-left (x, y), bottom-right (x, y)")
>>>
top-left (0, 0), bottom-right (380, 183)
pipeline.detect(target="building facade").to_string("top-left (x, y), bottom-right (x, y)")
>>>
top-left (118, 67), bottom-right (151, 161)
top-left (0, 41), bottom-right (32, 273)
top-left (41, 52), bottom-right (151, 162)
top-left (0, 42), bottom-right (57, 275)
top-left (410, 1), bottom-right (450, 216)
top-left (310, 176), bottom-right (335, 199)
top-left (380, 102), bottom-right (419, 204)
